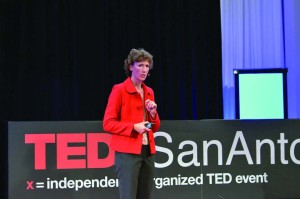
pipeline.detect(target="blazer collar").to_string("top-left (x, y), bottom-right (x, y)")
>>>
top-left (124, 77), bottom-right (150, 95)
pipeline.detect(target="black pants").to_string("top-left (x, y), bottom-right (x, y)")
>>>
top-left (115, 145), bottom-right (154, 199)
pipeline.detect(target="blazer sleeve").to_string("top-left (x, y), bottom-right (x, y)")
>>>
top-left (103, 85), bottom-right (134, 137)
top-left (147, 92), bottom-right (161, 133)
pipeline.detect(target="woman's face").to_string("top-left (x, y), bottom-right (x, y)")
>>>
top-left (130, 61), bottom-right (150, 83)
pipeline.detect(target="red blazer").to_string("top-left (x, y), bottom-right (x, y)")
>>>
top-left (103, 77), bottom-right (160, 155)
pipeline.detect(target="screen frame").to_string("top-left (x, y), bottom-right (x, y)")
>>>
top-left (234, 68), bottom-right (288, 119)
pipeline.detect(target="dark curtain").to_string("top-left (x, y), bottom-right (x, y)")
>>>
top-left (0, 0), bottom-right (222, 121)
top-left (1, 1), bottom-right (222, 197)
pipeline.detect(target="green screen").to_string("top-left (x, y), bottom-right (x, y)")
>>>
top-left (239, 73), bottom-right (284, 119)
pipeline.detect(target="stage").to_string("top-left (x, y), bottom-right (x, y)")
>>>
top-left (4, 119), bottom-right (300, 199)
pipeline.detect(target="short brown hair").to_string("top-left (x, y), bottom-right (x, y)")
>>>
top-left (124, 48), bottom-right (153, 76)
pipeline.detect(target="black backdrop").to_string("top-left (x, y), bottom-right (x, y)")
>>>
top-left (1, 0), bottom-right (222, 121)
top-left (1, 1), bottom-right (221, 197)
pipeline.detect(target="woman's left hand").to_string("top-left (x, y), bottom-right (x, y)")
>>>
top-left (145, 99), bottom-right (157, 117)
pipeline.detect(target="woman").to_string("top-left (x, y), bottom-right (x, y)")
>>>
top-left (103, 48), bottom-right (160, 199)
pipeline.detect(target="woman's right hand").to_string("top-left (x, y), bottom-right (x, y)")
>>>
top-left (134, 121), bottom-right (151, 134)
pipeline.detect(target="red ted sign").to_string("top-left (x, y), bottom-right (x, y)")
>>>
top-left (25, 133), bottom-right (114, 170)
